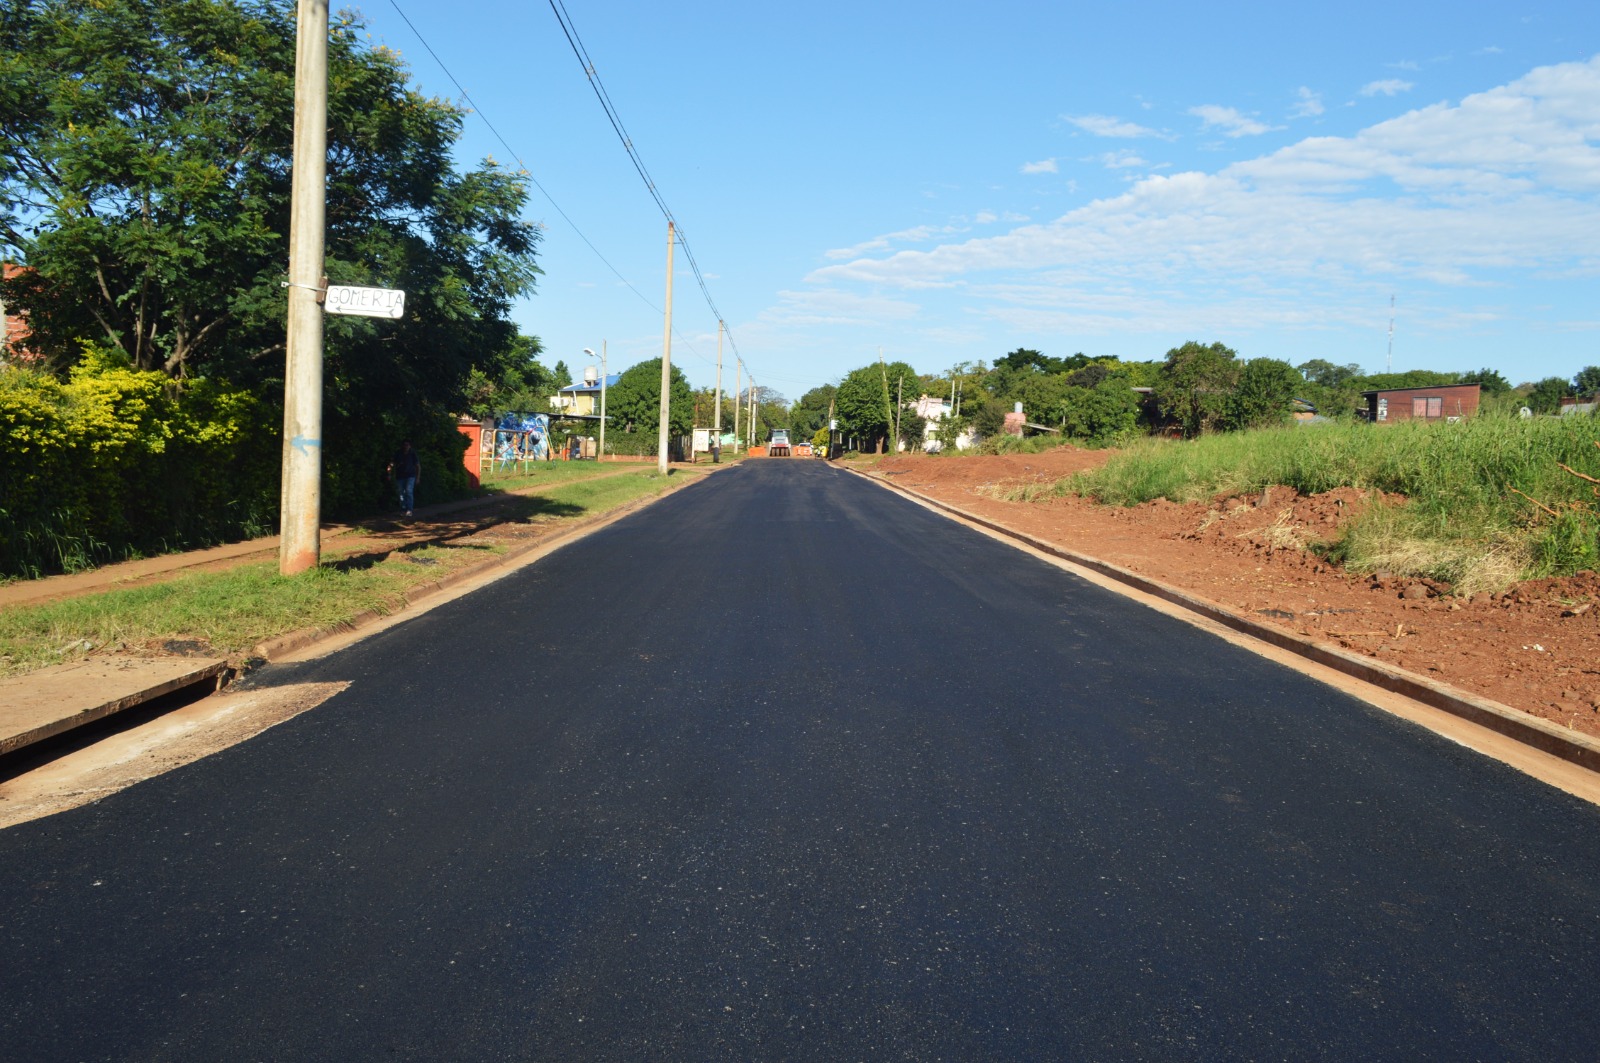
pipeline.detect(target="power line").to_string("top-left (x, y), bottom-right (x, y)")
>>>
top-left (385, 0), bottom-right (721, 370)
top-left (545, 0), bottom-right (749, 371)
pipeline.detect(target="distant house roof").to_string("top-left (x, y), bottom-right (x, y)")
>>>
top-left (1359, 383), bottom-right (1480, 396)
top-left (558, 374), bottom-right (621, 393)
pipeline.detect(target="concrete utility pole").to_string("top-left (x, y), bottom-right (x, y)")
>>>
top-left (714, 321), bottom-right (723, 437)
top-left (733, 359), bottom-right (741, 453)
top-left (749, 381), bottom-right (756, 447)
top-left (599, 340), bottom-right (608, 462)
top-left (896, 374), bottom-right (903, 452)
top-left (279, 0), bottom-right (328, 576)
top-left (658, 221), bottom-right (674, 476)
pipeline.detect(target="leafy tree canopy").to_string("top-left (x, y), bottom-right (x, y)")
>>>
top-left (1526, 376), bottom-right (1575, 414)
top-left (603, 358), bottom-right (693, 438)
top-left (1460, 367), bottom-right (1513, 395)
top-left (1354, 370), bottom-right (1459, 391)
top-left (1155, 340), bottom-right (1239, 437)
top-left (1226, 358), bottom-right (1302, 430)
top-left (834, 359), bottom-right (920, 446)
top-left (1058, 377), bottom-right (1141, 446)
top-left (1574, 365), bottom-right (1600, 398)
top-left (462, 334), bottom-right (557, 420)
top-left (1297, 359), bottom-right (1362, 388)
top-left (994, 347), bottom-right (1091, 375)
top-left (790, 384), bottom-right (836, 436)
top-left (0, 0), bottom-right (540, 404)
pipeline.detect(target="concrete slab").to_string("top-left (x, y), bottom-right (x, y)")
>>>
top-left (0, 657), bottom-right (227, 755)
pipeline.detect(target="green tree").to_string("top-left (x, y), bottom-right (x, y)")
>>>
top-left (1527, 376), bottom-right (1574, 414)
top-left (1058, 378), bottom-right (1140, 445)
top-left (1354, 370), bottom-right (1459, 391)
top-left (790, 384), bottom-right (837, 436)
top-left (1574, 365), bottom-right (1600, 398)
top-left (835, 359), bottom-right (920, 451)
top-left (1155, 341), bottom-right (1239, 437)
top-left (1226, 358), bottom-right (1302, 430)
top-left (603, 358), bottom-right (693, 439)
top-left (462, 334), bottom-right (556, 420)
top-left (1297, 359), bottom-right (1362, 388)
top-left (1, 0), bottom-right (541, 518)
top-left (0, 0), bottom-right (539, 386)
top-left (1460, 367), bottom-right (1513, 395)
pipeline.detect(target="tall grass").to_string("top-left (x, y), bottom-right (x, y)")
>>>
top-left (1022, 414), bottom-right (1600, 593)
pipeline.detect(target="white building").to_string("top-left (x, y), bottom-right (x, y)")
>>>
top-left (910, 394), bottom-right (975, 452)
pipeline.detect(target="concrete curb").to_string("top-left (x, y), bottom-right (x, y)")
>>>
top-left (0, 658), bottom-right (229, 756)
top-left (850, 465), bottom-right (1600, 776)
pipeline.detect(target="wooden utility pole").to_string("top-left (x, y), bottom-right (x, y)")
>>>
top-left (657, 221), bottom-right (674, 476)
top-left (279, 0), bottom-right (328, 576)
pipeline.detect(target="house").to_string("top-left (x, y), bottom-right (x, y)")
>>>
top-left (909, 394), bottom-right (974, 452)
top-left (550, 373), bottom-right (620, 416)
top-left (1, 263), bottom-right (39, 365)
top-left (1559, 397), bottom-right (1598, 417)
top-left (1360, 383), bottom-right (1480, 423)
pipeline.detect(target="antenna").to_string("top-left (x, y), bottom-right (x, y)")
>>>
top-left (1386, 293), bottom-right (1395, 373)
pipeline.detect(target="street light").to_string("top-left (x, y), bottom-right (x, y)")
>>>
top-left (584, 345), bottom-right (607, 462)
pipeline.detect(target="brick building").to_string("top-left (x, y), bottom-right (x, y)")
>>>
top-left (1361, 383), bottom-right (1481, 423)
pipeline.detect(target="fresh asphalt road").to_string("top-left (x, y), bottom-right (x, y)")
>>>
top-left (3, 460), bottom-right (1600, 1061)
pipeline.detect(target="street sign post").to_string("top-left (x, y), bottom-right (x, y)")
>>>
top-left (324, 285), bottom-right (405, 319)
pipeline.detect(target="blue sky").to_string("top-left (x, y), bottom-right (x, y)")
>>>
top-left (358, 1), bottom-right (1600, 401)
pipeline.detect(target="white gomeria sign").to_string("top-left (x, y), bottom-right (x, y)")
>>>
top-left (324, 285), bottom-right (406, 319)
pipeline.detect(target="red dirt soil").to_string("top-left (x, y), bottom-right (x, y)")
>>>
top-left (865, 449), bottom-right (1600, 739)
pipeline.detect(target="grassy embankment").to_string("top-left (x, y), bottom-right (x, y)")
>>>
top-left (1003, 415), bottom-right (1600, 594)
top-left (0, 467), bottom-right (695, 677)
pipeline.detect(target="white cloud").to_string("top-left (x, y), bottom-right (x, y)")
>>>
top-left (1476, 46), bottom-right (1504, 56)
top-left (1063, 114), bottom-right (1161, 138)
top-left (1189, 104), bottom-right (1280, 137)
top-left (1097, 150), bottom-right (1147, 169)
top-left (1291, 87), bottom-right (1325, 118)
top-left (1021, 158), bottom-right (1058, 174)
top-left (759, 288), bottom-right (924, 329)
top-left (823, 223), bottom-right (967, 260)
top-left (1361, 78), bottom-right (1415, 97)
top-left (808, 57), bottom-right (1600, 336)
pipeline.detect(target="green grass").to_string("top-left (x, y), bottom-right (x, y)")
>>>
top-left (1006, 414), bottom-right (1600, 593)
top-left (0, 466), bottom-right (694, 677)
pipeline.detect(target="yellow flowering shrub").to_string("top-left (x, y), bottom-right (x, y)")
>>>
top-left (1, 351), bottom-right (276, 577)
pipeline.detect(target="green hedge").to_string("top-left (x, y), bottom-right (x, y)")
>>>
top-left (0, 353), bottom-right (278, 577)
top-left (1, 353), bottom-right (482, 579)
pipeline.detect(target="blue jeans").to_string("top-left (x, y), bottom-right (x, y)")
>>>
top-left (396, 476), bottom-right (416, 513)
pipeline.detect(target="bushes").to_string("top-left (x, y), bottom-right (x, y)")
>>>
top-left (0, 354), bottom-right (276, 577)
top-left (1056, 413), bottom-right (1600, 592)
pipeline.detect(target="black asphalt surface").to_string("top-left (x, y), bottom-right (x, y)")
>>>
top-left (3, 459), bottom-right (1600, 1061)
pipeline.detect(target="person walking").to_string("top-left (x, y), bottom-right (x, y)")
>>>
top-left (388, 440), bottom-right (421, 517)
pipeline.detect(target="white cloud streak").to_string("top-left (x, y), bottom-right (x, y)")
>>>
top-left (1021, 158), bottom-right (1058, 174)
top-left (809, 57), bottom-right (1600, 336)
top-left (1291, 87), bottom-right (1325, 118)
top-left (1064, 114), bottom-right (1161, 138)
top-left (1361, 78), bottom-right (1415, 97)
top-left (1189, 104), bottom-right (1280, 137)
